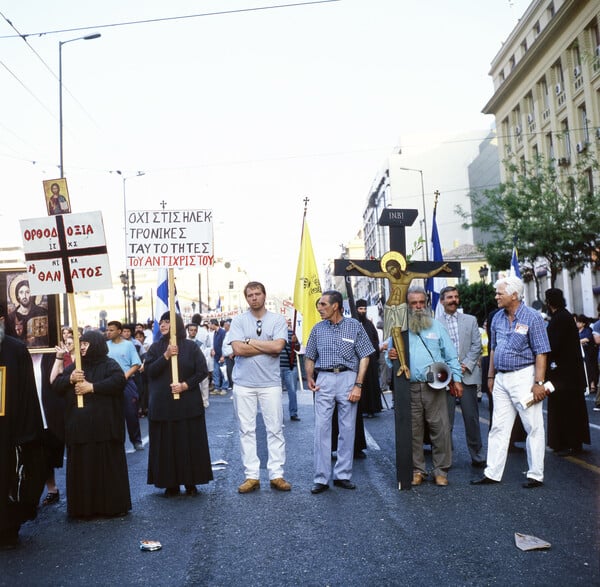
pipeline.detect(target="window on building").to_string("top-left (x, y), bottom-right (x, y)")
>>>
top-left (560, 118), bottom-right (571, 161)
top-left (546, 132), bottom-right (554, 161)
top-left (547, 2), bottom-right (555, 19)
top-left (540, 76), bottom-right (550, 110)
top-left (578, 103), bottom-right (589, 144)
top-left (533, 21), bottom-right (541, 37)
top-left (521, 39), bottom-right (528, 55)
top-left (509, 55), bottom-right (516, 71)
top-left (572, 44), bottom-right (582, 76)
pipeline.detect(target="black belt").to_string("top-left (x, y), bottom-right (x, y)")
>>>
top-left (497, 366), bottom-right (533, 373)
top-left (318, 366), bottom-right (350, 373)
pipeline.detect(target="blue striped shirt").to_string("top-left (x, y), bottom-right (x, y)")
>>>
top-left (491, 303), bottom-right (550, 372)
top-left (305, 317), bottom-right (375, 372)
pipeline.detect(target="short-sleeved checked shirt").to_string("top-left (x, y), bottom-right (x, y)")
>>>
top-left (491, 302), bottom-right (550, 372)
top-left (305, 317), bottom-right (375, 372)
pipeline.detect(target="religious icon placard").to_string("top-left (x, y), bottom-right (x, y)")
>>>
top-left (0, 366), bottom-right (5, 416)
top-left (43, 178), bottom-right (71, 216)
top-left (0, 269), bottom-right (60, 352)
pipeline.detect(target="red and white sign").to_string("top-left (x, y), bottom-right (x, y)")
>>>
top-left (125, 209), bottom-right (214, 269)
top-left (19, 211), bottom-right (112, 295)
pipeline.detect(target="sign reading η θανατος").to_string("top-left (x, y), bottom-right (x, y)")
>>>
top-left (19, 211), bottom-right (112, 295)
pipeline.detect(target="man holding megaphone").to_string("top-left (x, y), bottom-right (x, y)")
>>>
top-left (387, 286), bottom-right (463, 487)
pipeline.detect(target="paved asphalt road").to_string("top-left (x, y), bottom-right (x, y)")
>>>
top-left (2, 386), bottom-right (599, 586)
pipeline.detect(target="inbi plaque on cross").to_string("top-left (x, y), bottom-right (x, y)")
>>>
top-left (334, 208), bottom-right (461, 489)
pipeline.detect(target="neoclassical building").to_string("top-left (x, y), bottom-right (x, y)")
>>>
top-left (482, 0), bottom-right (600, 315)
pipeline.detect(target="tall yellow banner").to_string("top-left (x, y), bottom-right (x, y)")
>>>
top-left (293, 219), bottom-right (322, 344)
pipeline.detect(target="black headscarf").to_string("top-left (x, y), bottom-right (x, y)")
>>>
top-left (80, 329), bottom-right (109, 365)
top-left (545, 288), bottom-right (566, 312)
top-left (159, 312), bottom-right (186, 342)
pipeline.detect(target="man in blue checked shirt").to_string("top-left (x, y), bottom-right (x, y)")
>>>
top-left (472, 275), bottom-right (551, 489)
top-left (304, 290), bottom-right (375, 494)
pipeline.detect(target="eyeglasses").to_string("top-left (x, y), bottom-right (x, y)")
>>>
top-left (256, 320), bottom-right (262, 336)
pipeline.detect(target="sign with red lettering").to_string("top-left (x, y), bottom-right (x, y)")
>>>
top-left (125, 209), bottom-right (214, 269)
top-left (19, 211), bottom-right (112, 294)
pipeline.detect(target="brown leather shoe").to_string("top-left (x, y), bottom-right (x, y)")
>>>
top-left (434, 475), bottom-right (448, 486)
top-left (412, 472), bottom-right (426, 486)
top-left (238, 479), bottom-right (260, 493)
top-left (269, 477), bottom-right (291, 491)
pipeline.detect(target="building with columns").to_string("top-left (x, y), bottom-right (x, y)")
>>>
top-left (482, 0), bottom-right (600, 315)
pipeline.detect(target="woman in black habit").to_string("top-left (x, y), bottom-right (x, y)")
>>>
top-left (52, 330), bottom-right (131, 518)
top-left (145, 312), bottom-right (213, 496)
top-left (544, 288), bottom-right (591, 456)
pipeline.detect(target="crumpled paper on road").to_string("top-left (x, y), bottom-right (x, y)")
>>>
top-left (515, 533), bottom-right (551, 551)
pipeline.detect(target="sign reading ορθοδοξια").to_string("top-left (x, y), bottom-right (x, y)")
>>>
top-left (19, 211), bottom-right (112, 295)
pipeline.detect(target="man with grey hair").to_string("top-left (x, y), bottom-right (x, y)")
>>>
top-left (472, 275), bottom-right (551, 488)
top-left (388, 286), bottom-right (462, 487)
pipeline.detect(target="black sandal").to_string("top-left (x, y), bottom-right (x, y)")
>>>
top-left (42, 490), bottom-right (59, 506)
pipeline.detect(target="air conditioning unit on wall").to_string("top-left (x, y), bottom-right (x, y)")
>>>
top-left (576, 142), bottom-right (587, 153)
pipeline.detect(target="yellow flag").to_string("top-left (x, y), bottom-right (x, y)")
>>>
top-left (293, 219), bottom-right (322, 344)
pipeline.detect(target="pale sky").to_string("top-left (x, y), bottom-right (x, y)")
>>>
top-left (0, 0), bottom-right (531, 300)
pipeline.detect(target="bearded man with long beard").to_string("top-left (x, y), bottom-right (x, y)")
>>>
top-left (388, 287), bottom-right (462, 487)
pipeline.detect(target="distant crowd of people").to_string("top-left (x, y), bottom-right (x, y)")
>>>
top-left (1, 275), bottom-right (596, 549)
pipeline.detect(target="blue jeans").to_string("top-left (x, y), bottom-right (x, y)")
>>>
top-left (280, 367), bottom-right (298, 417)
top-left (213, 359), bottom-right (228, 390)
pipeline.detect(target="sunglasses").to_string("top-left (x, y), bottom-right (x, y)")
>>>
top-left (256, 320), bottom-right (262, 336)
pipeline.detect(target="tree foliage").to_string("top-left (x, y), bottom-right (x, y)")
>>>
top-left (456, 281), bottom-right (496, 326)
top-left (457, 152), bottom-right (600, 286)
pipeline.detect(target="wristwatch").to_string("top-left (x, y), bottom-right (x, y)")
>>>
top-left (354, 382), bottom-right (363, 388)
top-left (244, 337), bottom-right (250, 344)
top-left (535, 380), bottom-right (544, 386)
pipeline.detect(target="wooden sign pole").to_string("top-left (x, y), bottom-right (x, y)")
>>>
top-left (68, 292), bottom-right (84, 408)
top-left (168, 268), bottom-right (180, 400)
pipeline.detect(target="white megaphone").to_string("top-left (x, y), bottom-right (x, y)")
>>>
top-left (426, 362), bottom-right (451, 389)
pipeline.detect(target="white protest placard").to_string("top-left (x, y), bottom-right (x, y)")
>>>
top-left (19, 211), bottom-right (112, 295)
top-left (125, 209), bottom-right (214, 269)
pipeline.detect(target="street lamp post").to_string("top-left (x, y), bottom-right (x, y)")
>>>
top-left (59, 32), bottom-right (101, 325)
top-left (478, 264), bottom-right (489, 323)
top-left (117, 170), bottom-right (144, 325)
top-left (398, 167), bottom-right (427, 260)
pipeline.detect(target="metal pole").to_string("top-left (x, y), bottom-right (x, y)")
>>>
top-left (58, 33), bottom-right (101, 327)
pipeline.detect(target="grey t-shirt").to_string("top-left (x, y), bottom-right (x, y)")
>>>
top-left (230, 310), bottom-right (287, 387)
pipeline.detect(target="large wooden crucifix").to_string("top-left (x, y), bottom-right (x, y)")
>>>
top-left (334, 207), bottom-right (461, 490)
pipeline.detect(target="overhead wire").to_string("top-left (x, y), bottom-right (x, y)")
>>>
top-left (0, 0), bottom-right (341, 39)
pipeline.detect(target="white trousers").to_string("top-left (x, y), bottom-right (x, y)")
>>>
top-left (233, 384), bottom-right (286, 480)
top-left (485, 365), bottom-right (545, 482)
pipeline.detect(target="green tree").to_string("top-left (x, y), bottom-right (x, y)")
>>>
top-left (456, 281), bottom-right (496, 326)
top-left (458, 152), bottom-right (600, 287)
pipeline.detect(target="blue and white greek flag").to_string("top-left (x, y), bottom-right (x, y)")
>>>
top-left (153, 268), bottom-right (180, 340)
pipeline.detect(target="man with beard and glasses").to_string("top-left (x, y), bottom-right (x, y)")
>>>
top-left (0, 304), bottom-right (45, 548)
top-left (387, 287), bottom-right (462, 487)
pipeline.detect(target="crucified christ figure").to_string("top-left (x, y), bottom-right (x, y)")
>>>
top-left (347, 251), bottom-right (451, 378)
